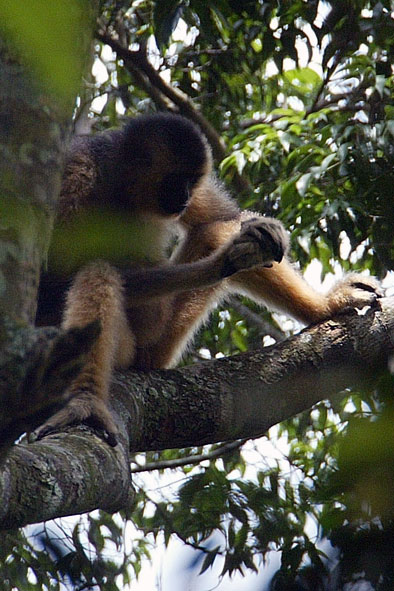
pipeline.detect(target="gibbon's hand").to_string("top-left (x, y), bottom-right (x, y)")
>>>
top-left (221, 217), bottom-right (289, 278)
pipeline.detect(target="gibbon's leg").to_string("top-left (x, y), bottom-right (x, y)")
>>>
top-left (178, 179), bottom-right (382, 325)
top-left (226, 211), bottom-right (382, 323)
top-left (135, 218), bottom-right (243, 370)
top-left (34, 261), bottom-right (135, 446)
top-left (137, 287), bottom-right (222, 369)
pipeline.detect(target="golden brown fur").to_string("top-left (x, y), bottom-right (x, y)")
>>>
top-left (35, 114), bottom-right (382, 445)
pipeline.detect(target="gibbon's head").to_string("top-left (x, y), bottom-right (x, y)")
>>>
top-left (119, 113), bottom-right (211, 216)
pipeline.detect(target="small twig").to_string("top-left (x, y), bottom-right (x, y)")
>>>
top-left (130, 439), bottom-right (246, 473)
top-left (229, 297), bottom-right (285, 343)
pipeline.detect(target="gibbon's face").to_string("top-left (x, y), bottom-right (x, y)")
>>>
top-left (120, 160), bottom-right (206, 218)
top-left (157, 171), bottom-right (204, 215)
top-left (120, 114), bottom-right (210, 217)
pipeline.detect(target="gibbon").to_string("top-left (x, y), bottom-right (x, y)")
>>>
top-left (35, 113), bottom-right (381, 445)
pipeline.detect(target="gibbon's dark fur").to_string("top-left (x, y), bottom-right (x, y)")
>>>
top-left (35, 113), bottom-right (382, 445)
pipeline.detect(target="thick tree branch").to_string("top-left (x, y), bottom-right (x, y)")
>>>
top-left (0, 429), bottom-right (133, 531)
top-left (0, 297), bottom-right (393, 530)
top-left (123, 297), bottom-right (394, 451)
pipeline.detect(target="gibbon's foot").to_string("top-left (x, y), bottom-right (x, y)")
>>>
top-left (32, 391), bottom-right (118, 447)
top-left (328, 274), bottom-right (384, 314)
top-left (222, 217), bottom-right (289, 277)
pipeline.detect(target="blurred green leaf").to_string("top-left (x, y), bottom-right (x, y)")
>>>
top-left (154, 0), bottom-right (184, 48)
top-left (0, 0), bottom-right (92, 106)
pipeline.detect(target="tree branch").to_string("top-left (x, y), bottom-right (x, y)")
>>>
top-left (123, 297), bottom-right (394, 452)
top-left (96, 31), bottom-right (251, 194)
top-left (130, 439), bottom-right (246, 473)
top-left (0, 428), bottom-right (134, 531)
top-left (0, 297), bottom-right (393, 529)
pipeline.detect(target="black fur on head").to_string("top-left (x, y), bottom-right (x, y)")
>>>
top-left (82, 113), bottom-right (210, 216)
top-left (120, 113), bottom-right (210, 215)
top-left (122, 113), bottom-right (208, 171)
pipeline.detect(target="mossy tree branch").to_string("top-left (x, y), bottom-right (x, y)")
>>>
top-left (0, 297), bottom-right (392, 530)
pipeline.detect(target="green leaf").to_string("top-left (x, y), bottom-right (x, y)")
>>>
top-left (154, 0), bottom-right (185, 48)
top-left (199, 547), bottom-right (220, 574)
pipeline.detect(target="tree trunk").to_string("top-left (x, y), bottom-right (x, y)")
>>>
top-left (0, 4), bottom-right (99, 456)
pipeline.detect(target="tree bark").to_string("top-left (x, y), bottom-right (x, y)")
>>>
top-left (0, 46), bottom-right (67, 326)
top-left (123, 296), bottom-right (394, 451)
top-left (0, 3), bottom-right (99, 458)
top-left (0, 296), bottom-right (392, 530)
top-left (0, 42), bottom-right (70, 458)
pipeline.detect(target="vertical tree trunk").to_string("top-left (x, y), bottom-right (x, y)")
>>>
top-left (0, 2), bottom-right (99, 455)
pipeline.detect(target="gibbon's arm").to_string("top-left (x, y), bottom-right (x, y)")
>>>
top-left (122, 257), bottom-right (232, 303)
top-left (141, 178), bottom-right (382, 370)
top-left (180, 176), bottom-right (382, 324)
top-left (122, 216), bottom-right (286, 304)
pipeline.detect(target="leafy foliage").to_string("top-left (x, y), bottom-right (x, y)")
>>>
top-left (1, 0), bottom-right (394, 589)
